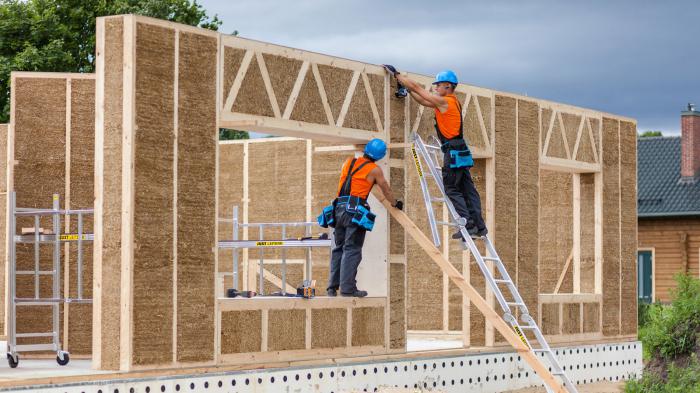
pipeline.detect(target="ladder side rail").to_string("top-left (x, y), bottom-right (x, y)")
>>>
top-left (414, 135), bottom-right (513, 312)
top-left (8, 192), bottom-right (17, 356)
top-left (410, 142), bottom-right (441, 246)
top-left (482, 236), bottom-right (530, 313)
top-left (51, 195), bottom-right (61, 351)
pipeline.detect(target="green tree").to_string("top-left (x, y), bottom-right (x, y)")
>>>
top-left (219, 129), bottom-right (249, 140)
top-left (0, 0), bottom-right (223, 123)
top-left (639, 130), bottom-right (664, 137)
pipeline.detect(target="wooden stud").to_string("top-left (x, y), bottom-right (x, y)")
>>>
top-left (346, 307), bottom-right (352, 347)
top-left (311, 63), bottom-right (334, 126)
top-left (261, 309), bottom-right (268, 352)
top-left (474, 95), bottom-right (492, 151)
top-left (172, 30), bottom-right (179, 363)
top-left (557, 112), bottom-right (571, 160)
top-left (63, 77), bottom-right (72, 351)
top-left (243, 143), bottom-right (251, 291)
top-left (222, 50), bottom-right (253, 112)
top-left (119, 14), bottom-right (136, 371)
top-left (587, 117), bottom-right (601, 164)
top-left (335, 71), bottom-right (360, 128)
top-left (360, 73), bottom-right (383, 133)
top-left (281, 61), bottom-right (309, 120)
top-left (538, 293), bottom-right (602, 304)
top-left (255, 51), bottom-right (281, 118)
top-left (594, 171), bottom-right (603, 294)
top-left (305, 308), bottom-right (312, 350)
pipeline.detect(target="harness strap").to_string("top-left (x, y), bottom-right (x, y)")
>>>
top-left (338, 158), bottom-right (372, 197)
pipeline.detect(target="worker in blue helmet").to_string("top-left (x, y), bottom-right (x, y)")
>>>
top-left (318, 138), bottom-right (403, 297)
top-left (382, 65), bottom-right (487, 239)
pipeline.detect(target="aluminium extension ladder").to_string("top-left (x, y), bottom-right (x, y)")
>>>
top-left (410, 133), bottom-right (578, 393)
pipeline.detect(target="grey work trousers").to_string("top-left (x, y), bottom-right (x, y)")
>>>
top-left (442, 167), bottom-right (486, 230)
top-left (327, 204), bottom-right (367, 294)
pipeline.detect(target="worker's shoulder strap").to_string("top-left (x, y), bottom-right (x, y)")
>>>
top-left (338, 158), bottom-right (373, 196)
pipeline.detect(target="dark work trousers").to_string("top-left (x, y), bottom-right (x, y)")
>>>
top-left (327, 203), bottom-right (367, 294)
top-left (442, 167), bottom-right (486, 230)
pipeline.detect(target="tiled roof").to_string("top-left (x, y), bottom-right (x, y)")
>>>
top-left (637, 136), bottom-right (700, 217)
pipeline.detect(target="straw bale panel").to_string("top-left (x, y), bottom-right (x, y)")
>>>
top-left (389, 167), bottom-right (405, 255)
top-left (268, 309), bottom-right (305, 351)
top-left (561, 113), bottom-right (581, 155)
top-left (518, 100), bottom-right (540, 322)
top-left (580, 174), bottom-right (596, 293)
top-left (589, 118), bottom-right (601, 152)
top-left (477, 96), bottom-right (493, 144)
top-left (217, 143), bottom-right (244, 284)
top-left (289, 68), bottom-right (327, 125)
top-left (583, 302), bottom-right (600, 333)
top-left (469, 160), bottom-right (487, 345)
top-left (231, 55), bottom-right (274, 117)
top-left (311, 308), bottom-right (347, 349)
top-left (448, 243), bottom-right (464, 331)
top-left (99, 17), bottom-right (125, 369)
top-left (541, 303), bottom-right (559, 335)
top-left (389, 263), bottom-right (406, 349)
top-left (494, 96), bottom-right (517, 279)
top-left (562, 303), bottom-right (581, 335)
top-left (539, 170), bottom-right (573, 293)
top-left (12, 76), bottom-right (66, 346)
top-left (464, 95), bottom-right (485, 150)
top-left (547, 116), bottom-right (568, 159)
top-left (619, 121), bottom-right (637, 335)
top-left (248, 140), bottom-right (307, 260)
top-left (576, 122), bottom-right (597, 163)
top-left (343, 75), bottom-right (379, 132)
top-left (540, 108), bottom-right (552, 151)
top-left (220, 310), bottom-right (262, 354)
top-left (262, 54), bottom-right (303, 112)
top-left (66, 77), bottom-right (95, 355)
top-left (601, 118), bottom-right (620, 336)
top-left (131, 22), bottom-right (175, 366)
top-left (222, 46), bottom-right (245, 105)
top-left (389, 81), bottom-right (406, 158)
top-left (351, 306), bottom-right (384, 347)
top-left (316, 65), bottom-right (354, 122)
top-left (176, 31), bottom-right (218, 363)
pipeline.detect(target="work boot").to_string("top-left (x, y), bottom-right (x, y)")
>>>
top-left (474, 227), bottom-right (489, 238)
top-left (452, 226), bottom-right (478, 240)
top-left (341, 290), bottom-right (368, 298)
top-left (327, 288), bottom-right (337, 297)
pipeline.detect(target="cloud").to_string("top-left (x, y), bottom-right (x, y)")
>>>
top-left (202, 0), bottom-right (700, 134)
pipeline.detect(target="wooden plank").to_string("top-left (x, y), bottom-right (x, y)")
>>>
top-left (311, 63), bottom-right (334, 125)
top-left (172, 28), bottom-right (179, 364)
top-left (539, 156), bottom-right (601, 173)
top-left (373, 189), bottom-right (568, 393)
top-left (281, 61), bottom-right (309, 120)
top-left (335, 71), bottom-right (360, 128)
top-left (539, 293), bottom-right (602, 304)
top-left (255, 51), bottom-right (281, 118)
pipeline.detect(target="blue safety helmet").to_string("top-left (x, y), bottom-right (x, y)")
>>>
top-left (364, 138), bottom-right (387, 161)
top-left (433, 70), bottom-right (458, 85)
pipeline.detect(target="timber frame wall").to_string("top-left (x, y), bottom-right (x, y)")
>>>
top-left (5, 73), bottom-right (95, 355)
top-left (3, 14), bottom-right (636, 372)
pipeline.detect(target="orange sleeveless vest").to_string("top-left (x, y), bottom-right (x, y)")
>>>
top-left (337, 157), bottom-right (377, 199)
top-left (434, 94), bottom-right (462, 140)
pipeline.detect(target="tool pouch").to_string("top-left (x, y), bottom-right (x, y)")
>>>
top-left (350, 205), bottom-right (376, 231)
top-left (449, 148), bottom-right (474, 169)
top-left (317, 202), bottom-right (336, 228)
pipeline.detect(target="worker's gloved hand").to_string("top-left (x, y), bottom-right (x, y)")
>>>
top-left (393, 200), bottom-right (404, 210)
top-left (383, 64), bottom-right (399, 77)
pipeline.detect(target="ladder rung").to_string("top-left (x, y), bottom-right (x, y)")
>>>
top-left (518, 325), bottom-right (537, 330)
top-left (437, 221), bottom-right (458, 227)
top-left (481, 256), bottom-right (499, 261)
top-left (493, 279), bottom-right (511, 284)
top-left (507, 302), bottom-right (525, 307)
top-left (431, 197), bottom-right (446, 203)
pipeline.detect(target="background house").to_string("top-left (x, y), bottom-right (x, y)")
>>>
top-left (638, 104), bottom-right (700, 302)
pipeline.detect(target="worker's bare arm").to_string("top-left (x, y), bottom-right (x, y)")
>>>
top-left (368, 167), bottom-right (398, 206)
top-left (396, 74), bottom-right (448, 112)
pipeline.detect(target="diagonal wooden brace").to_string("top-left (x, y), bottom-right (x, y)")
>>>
top-left (373, 189), bottom-right (570, 393)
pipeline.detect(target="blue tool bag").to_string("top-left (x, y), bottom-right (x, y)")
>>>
top-left (317, 203), bottom-right (335, 228)
top-left (351, 204), bottom-right (376, 231)
top-left (449, 148), bottom-right (474, 168)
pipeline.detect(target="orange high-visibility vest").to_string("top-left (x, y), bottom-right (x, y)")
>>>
top-left (337, 157), bottom-right (377, 199)
top-left (434, 94), bottom-right (463, 141)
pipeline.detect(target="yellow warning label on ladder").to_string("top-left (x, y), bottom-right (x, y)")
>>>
top-left (255, 241), bottom-right (284, 246)
top-left (411, 145), bottom-right (423, 178)
top-left (513, 326), bottom-right (530, 349)
top-left (60, 234), bottom-right (89, 241)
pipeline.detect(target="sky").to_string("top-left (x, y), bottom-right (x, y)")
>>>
top-left (201, 0), bottom-right (700, 135)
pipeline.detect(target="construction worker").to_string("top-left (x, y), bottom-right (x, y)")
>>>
top-left (323, 139), bottom-right (402, 297)
top-left (384, 65), bottom-right (487, 238)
